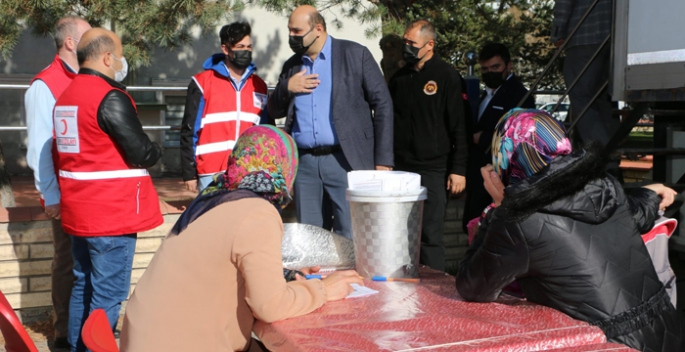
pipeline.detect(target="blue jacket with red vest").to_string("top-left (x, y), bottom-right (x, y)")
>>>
top-left (180, 54), bottom-right (268, 181)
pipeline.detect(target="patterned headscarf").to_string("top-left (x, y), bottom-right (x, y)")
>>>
top-left (171, 125), bottom-right (298, 235)
top-left (201, 125), bottom-right (298, 209)
top-left (491, 108), bottom-right (572, 185)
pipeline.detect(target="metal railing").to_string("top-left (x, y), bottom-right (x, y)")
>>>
top-left (0, 125), bottom-right (181, 131)
top-left (0, 83), bottom-right (276, 132)
top-left (519, 0), bottom-right (612, 137)
top-left (0, 84), bottom-right (187, 92)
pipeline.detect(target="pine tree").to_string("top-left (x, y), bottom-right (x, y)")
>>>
top-left (1, 0), bottom-right (562, 88)
top-left (0, 0), bottom-right (244, 67)
top-left (254, 0), bottom-right (563, 89)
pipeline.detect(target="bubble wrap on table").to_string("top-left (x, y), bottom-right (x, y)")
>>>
top-left (281, 223), bottom-right (355, 270)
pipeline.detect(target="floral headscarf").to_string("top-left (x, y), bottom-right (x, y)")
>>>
top-left (491, 108), bottom-right (572, 185)
top-left (171, 126), bottom-right (298, 235)
top-left (201, 125), bottom-right (298, 209)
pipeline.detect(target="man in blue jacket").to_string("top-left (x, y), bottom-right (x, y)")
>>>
top-left (181, 22), bottom-right (269, 193)
top-left (268, 5), bottom-right (393, 240)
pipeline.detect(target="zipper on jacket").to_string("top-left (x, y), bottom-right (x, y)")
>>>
top-left (235, 88), bottom-right (241, 142)
top-left (136, 182), bottom-right (141, 215)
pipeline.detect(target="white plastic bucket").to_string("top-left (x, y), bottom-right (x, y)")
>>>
top-left (346, 187), bottom-right (427, 278)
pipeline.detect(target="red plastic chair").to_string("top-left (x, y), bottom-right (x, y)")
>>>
top-left (0, 290), bottom-right (38, 352)
top-left (81, 309), bottom-right (119, 352)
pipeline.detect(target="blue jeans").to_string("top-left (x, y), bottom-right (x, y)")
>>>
top-left (68, 234), bottom-right (137, 352)
top-left (294, 151), bottom-right (353, 239)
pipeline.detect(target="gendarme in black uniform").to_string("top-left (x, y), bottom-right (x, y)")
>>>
top-left (389, 53), bottom-right (468, 271)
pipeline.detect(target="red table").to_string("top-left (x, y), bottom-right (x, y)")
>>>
top-left (254, 268), bottom-right (634, 351)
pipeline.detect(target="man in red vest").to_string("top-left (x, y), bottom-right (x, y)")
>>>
top-left (54, 28), bottom-right (163, 351)
top-left (24, 15), bottom-right (91, 349)
top-left (180, 21), bottom-right (269, 193)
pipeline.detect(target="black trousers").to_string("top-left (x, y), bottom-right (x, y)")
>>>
top-left (397, 167), bottom-right (447, 271)
top-left (564, 44), bottom-right (619, 146)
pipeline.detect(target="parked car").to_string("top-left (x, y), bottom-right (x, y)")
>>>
top-left (540, 102), bottom-right (570, 122)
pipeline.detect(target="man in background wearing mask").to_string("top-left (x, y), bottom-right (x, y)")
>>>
top-left (181, 21), bottom-right (268, 193)
top-left (389, 19), bottom-right (468, 271)
top-left (54, 28), bottom-right (162, 351)
top-left (268, 5), bottom-right (393, 240)
top-left (24, 16), bottom-right (90, 349)
top-left (462, 43), bottom-right (535, 230)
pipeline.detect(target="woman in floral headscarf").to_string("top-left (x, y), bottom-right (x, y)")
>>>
top-left (120, 126), bottom-right (362, 352)
top-left (457, 109), bottom-right (683, 352)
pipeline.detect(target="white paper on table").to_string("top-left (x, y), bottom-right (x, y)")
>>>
top-left (346, 283), bottom-right (379, 299)
top-left (347, 171), bottom-right (421, 192)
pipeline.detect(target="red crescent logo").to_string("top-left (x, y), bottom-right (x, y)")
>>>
top-left (60, 119), bottom-right (68, 135)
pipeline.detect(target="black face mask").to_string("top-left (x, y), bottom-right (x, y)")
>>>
top-left (402, 43), bottom-right (427, 65)
top-left (289, 28), bottom-right (318, 55)
top-left (482, 71), bottom-right (506, 89)
top-left (230, 50), bottom-right (252, 69)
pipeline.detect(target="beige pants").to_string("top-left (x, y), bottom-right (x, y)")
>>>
top-left (51, 219), bottom-right (74, 339)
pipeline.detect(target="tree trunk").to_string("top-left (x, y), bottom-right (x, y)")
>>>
top-left (0, 141), bottom-right (16, 208)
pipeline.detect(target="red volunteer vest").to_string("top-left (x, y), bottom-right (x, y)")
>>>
top-left (31, 55), bottom-right (76, 207)
top-left (32, 54), bottom-right (76, 99)
top-left (54, 74), bottom-right (163, 236)
top-left (192, 70), bottom-right (267, 175)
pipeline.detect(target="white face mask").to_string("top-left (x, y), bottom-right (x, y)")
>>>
top-left (110, 53), bottom-right (128, 82)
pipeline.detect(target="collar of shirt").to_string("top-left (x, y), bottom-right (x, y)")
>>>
top-left (61, 59), bottom-right (77, 74)
top-left (79, 67), bottom-right (127, 91)
top-left (478, 73), bottom-right (514, 121)
top-left (301, 34), bottom-right (332, 64)
top-left (223, 62), bottom-right (252, 90)
top-left (484, 72), bottom-right (514, 97)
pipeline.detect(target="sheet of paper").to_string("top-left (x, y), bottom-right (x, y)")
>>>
top-left (347, 171), bottom-right (421, 192)
top-left (346, 284), bottom-right (379, 299)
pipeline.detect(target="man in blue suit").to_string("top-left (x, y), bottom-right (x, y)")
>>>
top-left (268, 5), bottom-right (394, 240)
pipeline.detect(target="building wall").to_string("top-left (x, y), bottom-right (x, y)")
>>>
top-left (0, 5), bottom-right (383, 176)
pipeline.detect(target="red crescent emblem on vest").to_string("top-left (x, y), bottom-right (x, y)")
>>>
top-left (60, 119), bottom-right (68, 135)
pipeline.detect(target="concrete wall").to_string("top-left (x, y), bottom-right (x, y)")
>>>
top-left (134, 6), bottom-right (383, 87)
top-left (0, 5), bottom-right (383, 176)
top-left (0, 203), bottom-right (181, 311)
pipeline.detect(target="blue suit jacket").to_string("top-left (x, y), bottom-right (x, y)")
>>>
top-left (268, 36), bottom-right (394, 170)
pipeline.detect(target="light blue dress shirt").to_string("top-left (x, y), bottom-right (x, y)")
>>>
top-left (291, 35), bottom-right (338, 148)
top-left (25, 80), bottom-right (61, 206)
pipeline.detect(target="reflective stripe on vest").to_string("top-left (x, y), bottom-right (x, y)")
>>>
top-left (201, 111), bottom-right (261, 128)
top-left (195, 140), bottom-right (236, 155)
top-left (59, 169), bottom-right (149, 180)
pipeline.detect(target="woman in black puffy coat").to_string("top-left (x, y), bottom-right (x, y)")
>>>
top-left (456, 109), bottom-right (683, 351)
